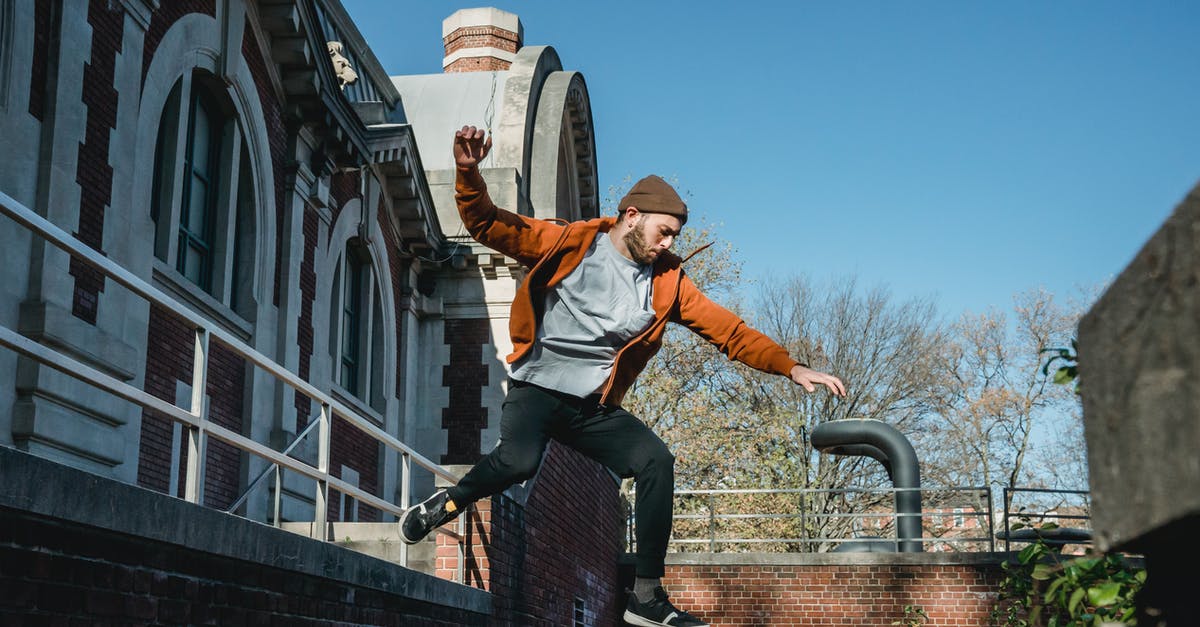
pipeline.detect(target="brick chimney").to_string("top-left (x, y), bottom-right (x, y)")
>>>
top-left (442, 8), bottom-right (523, 73)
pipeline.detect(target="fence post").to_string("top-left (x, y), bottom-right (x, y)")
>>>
top-left (313, 403), bottom-right (331, 540)
top-left (399, 452), bottom-right (411, 567)
top-left (273, 465), bottom-right (282, 528)
top-left (183, 328), bottom-right (210, 505)
top-left (708, 494), bottom-right (717, 552)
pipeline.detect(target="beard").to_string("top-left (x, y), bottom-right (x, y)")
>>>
top-left (622, 223), bottom-right (657, 265)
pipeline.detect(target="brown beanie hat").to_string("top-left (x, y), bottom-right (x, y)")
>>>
top-left (618, 175), bottom-right (688, 224)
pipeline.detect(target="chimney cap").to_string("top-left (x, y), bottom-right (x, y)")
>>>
top-left (443, 7), bottom-right (523, 41)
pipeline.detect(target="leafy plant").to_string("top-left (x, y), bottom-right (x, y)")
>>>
top-left (893, 604), bottom-right (929, 626)
top-left (1041, 339), bottom-right (1079, 392)
top-left (992, 524), bottom-right (1144, 626)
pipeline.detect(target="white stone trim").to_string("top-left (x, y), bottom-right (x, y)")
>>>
top-left (441, 46), bottom-right (516, 69)
top-left (441, 8), bottom-right (522, 40)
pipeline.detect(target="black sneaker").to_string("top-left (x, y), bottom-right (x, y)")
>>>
top-left (624, 587), bottom-right (709, 626)
top-left (399, 490), bottom-right (459, 544)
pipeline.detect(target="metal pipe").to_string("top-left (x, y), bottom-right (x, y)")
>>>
top-left (811, 419), bottom-right (923, 552)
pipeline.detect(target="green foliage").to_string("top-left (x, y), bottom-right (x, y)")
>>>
top-left (893, 604), bottom-right (930, 626)
top-left (1040, 339), bottom-right (1079, 393)
top-left (991, 525), bottom-right (1144, 626)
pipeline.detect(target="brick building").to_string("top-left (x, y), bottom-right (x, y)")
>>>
top-left (1, 1), bottom-right (620, 623)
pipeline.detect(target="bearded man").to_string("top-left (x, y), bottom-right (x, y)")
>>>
top-left (401, 126), bottom-right (846, 627)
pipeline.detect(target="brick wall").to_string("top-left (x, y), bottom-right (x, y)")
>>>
top-left (136, 306), bottom-right (246, 508)
top-left (440, 318), bottom-right (490, 464)
top-left (377, 195), bottom-right (407, 401)
top-left (1, 447), bottom-right (489, 626)
top-left (444, 56), bottom-right (514, 73)
top-left (238, 24), bottom-right (287, 309)
top-left (142, 0), bottom-right (216, 81)
top-left (640, 557), bottom-right (1004, 627)
top-left (294, 204), bottom-right (319, 428)
top-left (443, 25), bottom-right (520, 73)
top-left (329, 415), bottom-right (382, 523)
top-left (69, 0), bottom-right (125, 324)
top-left (329, 170), bottom-right (359, 225)
top-left (436, 442), bottom-right (625, 626)
top-left (28, 0), bottom-right (52, 120)
top-left (443, 26), bottom-right (520, 56)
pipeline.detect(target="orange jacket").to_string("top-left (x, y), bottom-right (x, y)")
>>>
top-left (455, 167), bottom-right (800, 407)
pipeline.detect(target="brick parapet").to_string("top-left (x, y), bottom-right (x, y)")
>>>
top-left (0, 446), bottom-right (490, 624)
top-left (645, 556), bottom-right (1005, 626)
top-left (435, 442), bottom-right (624, 625)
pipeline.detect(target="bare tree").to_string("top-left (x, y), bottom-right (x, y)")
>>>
top-left (920, 288), bottom-right (1086, 526)
top-left (627, 265), bottom-right (947, 551)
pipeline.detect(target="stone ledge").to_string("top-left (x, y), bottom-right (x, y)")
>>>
top-left (0, 444), bottom-right (490, 615)
top-left (660, 551), bottom-right (1007, 567)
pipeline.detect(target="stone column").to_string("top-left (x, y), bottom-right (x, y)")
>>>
top-left (1078, 179), bottom-right (1200, 625)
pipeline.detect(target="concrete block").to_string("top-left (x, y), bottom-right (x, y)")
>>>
top-left (1078, 179), bottom-right (1200, 552)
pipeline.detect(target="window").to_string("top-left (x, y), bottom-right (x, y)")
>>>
top-left (339, 251), bottom-right (363, 392)
top-left (330, 239), bottom-right (385, 413)
top-left (177, 89), bottom-right (219, 289)
top-left (150, 72), bottom-right (256, 318)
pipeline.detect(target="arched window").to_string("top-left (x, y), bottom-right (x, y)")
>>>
top-left (329, 238), bottom-right (385, 415)
top-left (150, 71), bottom-right (256, 320)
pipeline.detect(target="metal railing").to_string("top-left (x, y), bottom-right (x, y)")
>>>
top-left (628, 486), bottom-right (999, 553)
top-left (633, 482), bottom-right (1094, 552)
top-left (0, 190), bottom-right (468, 582)
top-left (1001, 487), bottom-right (1093, 553)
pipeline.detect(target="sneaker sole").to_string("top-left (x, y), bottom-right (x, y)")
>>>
top-left (623, 609), bottom-right (708, 627)
top-left (398, 508), bottom-right (425, 545)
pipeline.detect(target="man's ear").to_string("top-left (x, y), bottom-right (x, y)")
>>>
top-left (623, 206), bottom-right (640, 224)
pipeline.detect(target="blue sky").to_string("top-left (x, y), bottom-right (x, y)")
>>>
top-left (345, 1), bottom-right (1200, 318)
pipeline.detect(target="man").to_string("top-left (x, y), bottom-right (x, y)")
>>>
top-left (401, 126), bottom-right (846, 627)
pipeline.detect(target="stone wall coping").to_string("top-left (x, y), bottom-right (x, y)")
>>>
top-left (661, 551), bottom-right (1009, 567)
top-left (0, 445), bottom-right (491, 615)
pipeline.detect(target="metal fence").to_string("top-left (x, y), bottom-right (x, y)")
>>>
top-left (1000, 486), bottom-right (1093, 553)
top-left (0, 190), bottom-right (468, 582)
top-left (628, 486), bottom-right (1093, 554)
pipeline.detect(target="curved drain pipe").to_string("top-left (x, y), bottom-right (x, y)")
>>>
top-left (811, 419), bottom-right (923, 552)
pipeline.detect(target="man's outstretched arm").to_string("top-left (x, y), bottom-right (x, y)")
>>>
top-left (673, 273), bottom-right (846, 397)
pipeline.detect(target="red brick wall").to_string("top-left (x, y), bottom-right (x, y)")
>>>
top-left (443, 25), bottom-right (520, 73)
top-left (376, 195), bottom-right (407, 401)
top-left (654, 560), bottom-right (1003, 627)
top-left (202, 340), bottom-right (248, 510)
top-left (0, 506), bottom-right (484, 625)
top-left (69, 0), bottom-right (125, 324)
top-left (28, 0), bottom-right (52, 120)
top-left (238, 25), bottom-right (287, 310)
top-left (444, 56), bottom-right (514, 73)
top-left (142, 0), bottom-right (216, 81)
top-left (440, 318), bottom-right (490, 464)
top-left (329, 415), bottom-right (382, 523)
top-left (436, 442), bottom-right (624, 626)
top-left (329, 170), bottom-right (359, 226)
top-left (137, 306), bottom-right (195, 494)
top-left (136, 306), bottom-right (246, 508)
top-left (293, 204), bottom-right (319, 428)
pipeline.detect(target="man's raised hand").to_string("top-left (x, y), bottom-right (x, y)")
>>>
top-left (454, 125), bottom-right (492, 170)
top-left (789, 364), bottom-right (847, 397)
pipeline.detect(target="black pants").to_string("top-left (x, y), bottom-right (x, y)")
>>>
top-left (446, 379), bottom-right (674, 578)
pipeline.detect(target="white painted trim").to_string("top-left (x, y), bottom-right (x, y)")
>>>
top-left (441, 8), bottom-right (521, 39)
top-left (441, 46), bottom-right (517, 68)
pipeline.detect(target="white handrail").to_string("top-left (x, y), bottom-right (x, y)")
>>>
top-left (0, 188), bottom-right (465, 574)
top-left (0, 189), bottom-right (454, 482)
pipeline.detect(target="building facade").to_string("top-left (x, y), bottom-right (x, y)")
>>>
top-left (0, 1), bottom-right (620, 620)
